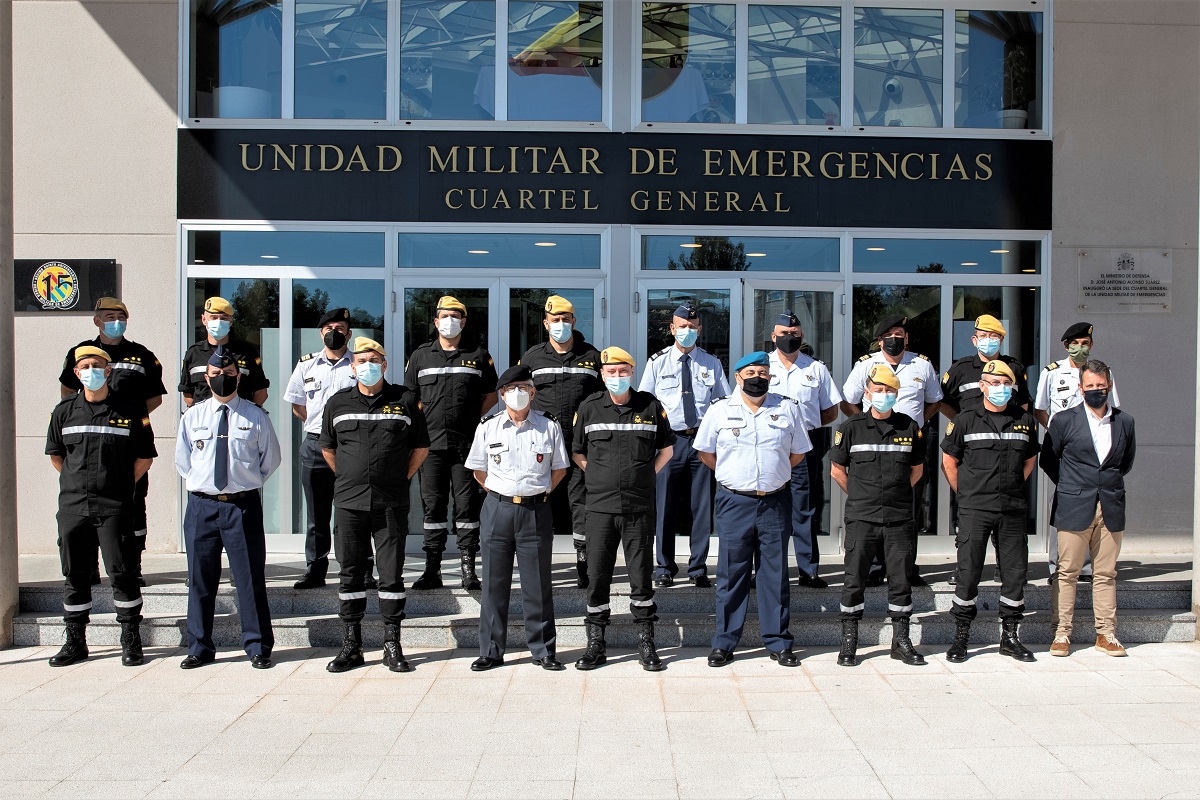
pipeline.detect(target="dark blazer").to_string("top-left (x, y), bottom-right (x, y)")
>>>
top-left (1040, 404), bottom-right (1136, 532)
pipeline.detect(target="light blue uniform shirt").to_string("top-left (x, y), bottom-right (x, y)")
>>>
top-left (284, 350), bottom-right (357, 435)
top-left (768, 350), bottom-right (842, 431)
top-left (842, 351), bottom-right (942, 422)
top-left (465, 410), bottom-right (570, 496)
top-left (694, 389), bottom-right (812, 493)
top-left (175, 396), bottom-right (282, 494)
top-left (638, 345), bottom-right (730, 430)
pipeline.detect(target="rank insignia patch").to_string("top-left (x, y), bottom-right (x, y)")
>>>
top-left (834, 430), bottom-right (843, 446)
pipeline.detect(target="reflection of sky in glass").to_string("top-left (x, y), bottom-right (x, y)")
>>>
top-left (642, 236), bottom-right (839, 272)
top-left (399, 234), bottom-right (601, 268)
top-left (189, 232), bottom-right (385, 266)
top-left (853, 239), bottom-right (1040, 274)
top-left (295, 0), bottom-right (388, 120)
top-left (747, 5), bottom-right (841, 126)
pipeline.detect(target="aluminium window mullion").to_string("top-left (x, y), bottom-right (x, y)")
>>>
top-left (282, 0), bottom-right (296, 119)
top-left (839, 2), bottom-right (853, 130)
top-left (941, 7), bottom-right (953, 129)
top-left (495, 0), bottom-right (509, 121)
top-left (386, 0), bottom-right (400, 123)
top-left (734, 3), bottom-right (749, 124)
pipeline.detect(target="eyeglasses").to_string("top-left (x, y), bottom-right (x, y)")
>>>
top-left (980, 379), bottom-right (1013, 388)
top-left (975, 332), bottom-right (1003, 341)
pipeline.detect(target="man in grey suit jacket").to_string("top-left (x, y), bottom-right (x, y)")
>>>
top-left (1039, 359), bottom-right (1135, 657)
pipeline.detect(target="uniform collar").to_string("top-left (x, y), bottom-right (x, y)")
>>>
top-left (864, 412), bottom-right (897, 433)
top-left (770, 350), bottom-right (813, 372)
top-left (213, 395), bottom-right (244, 415)
top-left (669, 345), bottom-right (701, 363)
top-left (729, 388), bottom-right (775, 414)
top-left (316, 350), bottom-right (350, 366)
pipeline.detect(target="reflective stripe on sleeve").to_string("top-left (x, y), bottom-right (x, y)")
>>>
top-left (110, 363), bottom-right (147, 374)
top-left (962, 432), bottom-right (1029, 443)
top-left (189, 366), bottom-right (207, 376)
top-left (332, 413), bottom-right (411, 427)
top-left (417, 367), bottom-right (482, 378)
top-left (956, 383), bottom-right (980, 394)
top-left (848, 444), bottom-right (912, 453)
top-left (572, 532), bottom-right (586, 542)
top-left (339, 591), bottom-right (368, 601)
top-left (61, 426), bottom-right (131, 437)
top-left (531, 367), bottom-right (598, 378)
top-left (583, 423), bottom-right (658, 434)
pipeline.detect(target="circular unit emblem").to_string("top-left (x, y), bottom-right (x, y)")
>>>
top-left (32, 261), bottom-right (80, 310)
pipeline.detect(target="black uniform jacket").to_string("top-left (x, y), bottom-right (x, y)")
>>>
top-left (404, 338), bottom-right (498, 452)
top-left (1040, 404), bottom-right (1135, 532)
top-left (179, 337), bottom-right (271, 404)
top-left (60, 336), bottom-right (166, 412)
top-left (520, 332), bottom-right (602, 445)
top-left (572, 390), bottom-right (675, 514)
top-left (941, 405), bottom-right (1040, 512)
top-left (830, 411), bottom-right (925, 524)
top-left (940, 354), bottom-right (1031, 415)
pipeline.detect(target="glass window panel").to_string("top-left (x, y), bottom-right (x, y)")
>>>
top-left (188, 231), bottom-right (386, 267)
top-left (191, 0), bottom-right (283, 118)
top-left (508, 287), bottom-right (596, 366)
top-left (954, 11), bottom-right (1043, 130)
top-left (403, 287), bottom-right (491, 360)
top-left (642, 3), bottom-right (735, 123)
top-left (508, 2), bottom-right (604, 121)
top-left (853, 8), bottom-right (942, 128)
top-left (646, 288), bottom-right (731, 374)
top-left (295, 0), bottom-right (388, 119)
top-left (853, 239), bottom-right (1040, 274)
top-left (642, 235), bottom-right (839, 272)
top-left (400, 0), bottom-right (496, 120)
top-left (398, 233), bottom-right (601, 268)
top-left (747, 5), bottom-right (840, 126)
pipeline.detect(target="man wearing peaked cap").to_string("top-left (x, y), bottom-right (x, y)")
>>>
top-left (285, 307), bottom-right (359, 590)
top-left (639, 303), bottom-right (730, 590)
top-left (694, 351), bottom-right (811, 668)
top-left (59, 297), bottom-right (167, 588)
top-left (517, 294), bottom-right (602, 588)
top-left (768, 309), bottom-right (842, 590)
top-left (179, 296), bottom-right (270, 407)
top-left (404, 295), bottom-right (498, 592)
top-left (573, 345), bottom-right (675, 671)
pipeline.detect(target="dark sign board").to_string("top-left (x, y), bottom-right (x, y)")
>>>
top-left (179, 129), bottom-right (1052, 230)
top-left (13, 259), bottom-right (119, 313)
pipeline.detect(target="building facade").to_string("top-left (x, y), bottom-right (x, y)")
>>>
top-left (10, 0), bottom-right (1198, 561)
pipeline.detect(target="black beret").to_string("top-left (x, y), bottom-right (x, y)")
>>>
top-left (1061, 321), bottom-right (1093, 342)
top-left (207, 346), bottom-right (236, 369)
top-left (496, 364), bottom-right (533, 391)
top-left (318, 307), bottom-right (350, 328)
top-left (873, 314), bottom-right (908, 339)
top-left (673, 303), bottom-right (698, 320)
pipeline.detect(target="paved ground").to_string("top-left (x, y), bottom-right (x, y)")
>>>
top-left (2, 640), bottom-right (1200, 799)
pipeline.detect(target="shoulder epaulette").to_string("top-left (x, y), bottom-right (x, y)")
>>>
top-left (541, 411), bottom-right (557, 423)
top-left (481, 411), bottom-right (500, 423)
top-left (649, 347), bottom-right (670, 362)
top-left (858, 354), bottom-right (871, 362)
top-left (916, 353), bottom-right (931, 361)
top-left (299, 352), bottom-right (314, 363)
top-left (1045, 361), bottom-right (1058, 370)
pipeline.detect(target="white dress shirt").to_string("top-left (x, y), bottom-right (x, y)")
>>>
top-left (639, 345), bottom-right (730, 430)
top-left (283, 350), bottom-right (357, 435)
top-left (175, 396), bottom-right (282, 493)
top-left (842, 351), bottom-right (942, 422)
top-left (693, 389), bottom-right (812, 493)
top-left (768, 350), bottom-right (842, 430)
top-left (1084, 404), bottom-right (1113, 463)
top-left (1035, 360), bottom-right (1121, 421)
top-left (465, 410), bottom-right (569, 496)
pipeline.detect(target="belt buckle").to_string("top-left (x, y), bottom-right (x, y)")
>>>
top-left (756, 490), bottom-right (767, 497)
top-left (217, 493), bottom-right (230, 502)
top-left (513, 495), bottom-right (523, 505)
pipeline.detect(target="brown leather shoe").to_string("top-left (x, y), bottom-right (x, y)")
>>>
top-left (1049, 638), bottom-right (1071, 657)
top-left (1095, 634), bottom-right (1127, 656)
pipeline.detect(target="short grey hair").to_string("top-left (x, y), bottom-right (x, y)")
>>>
top-left (1081, 358), bottom-right (1111, 384)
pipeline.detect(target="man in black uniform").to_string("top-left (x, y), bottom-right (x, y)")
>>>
top-left (178, 296), bottom-right (270, 407)
top-left (829, 364), bottom-right (926, 668)
top-left (572, 347), bottom-right (674, 672)
top-left (321, 337), bottom-right (430, 673)
top-left (404, 295), bottom-right (498, 590)
top-left (46, 346), bottom-right (156, 667)
top-left (59, 297), bottom-right (166, 587)
top-left (941, 359), bottom-right (1040, 663)
top-left (519, 295), bottom-right (602, 588)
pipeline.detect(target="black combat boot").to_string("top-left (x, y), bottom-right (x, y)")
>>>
top-left (412, 550), bottom-right (443, 590)
top-left (381, 624), bottom-right (410, 673)
top-left (837, 619), bottom-right (859, 667)
top-left (946, 620), bottom-right (972, 663)
top-left (998, 618), bottom-right (1036, 662)
top-left (120, 621), bottom-right (144, 667)
top-left (460, 550), bottom-right (481, 591)
top-left (574, 621), bottom-right (607, 670)
top-left (327, 623), bottom-right (365, 673)
top-left (636, 620), bottom-right (664, 672)
top-left (49, 622), bottom-right (89, 667)
top-left (574, 546), bottom-right (588, 589)
top-left (889, 617), bottom-right (926, 666)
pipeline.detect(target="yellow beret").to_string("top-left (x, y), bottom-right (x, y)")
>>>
top-left (600, 346), bottom-right (635, 367)
top-left (352, 337), bottom-right (386, 358)
top-left (436, 295), bottom-right (467, 315)
top-left (982, 359), bottom-right (1015, 382)
top-left (204, 296), bottom-right (234, 315)
top-left (544, 295), bottom-right (574, 315)
top-left (867, 363), bottom-right (900, 391)
top-left (93, 297), bottom-right (128, 315)
top-left (974, 314), bottom-right (1006, 336)
top-left (74, 345), bottom-right (111, 365)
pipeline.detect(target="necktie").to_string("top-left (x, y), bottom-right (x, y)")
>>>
top-left (680, 354), bottom-right (698, 428)
top-left (215, 405), bottom-right (229, 491)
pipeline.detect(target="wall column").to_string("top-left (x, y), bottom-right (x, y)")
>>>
top-left (0, 1), bottom-right (19, 648)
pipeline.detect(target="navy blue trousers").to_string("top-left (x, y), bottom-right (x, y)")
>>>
top-left (789, 452), bottom-right (823, 579)
top-left (184, 492), bottom-right (273, 659)
top-left (712, 488), bottom-right (793, 653)
top-left (655, 433), bottom-right (714, 579)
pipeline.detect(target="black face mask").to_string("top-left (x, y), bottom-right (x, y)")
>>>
top-left (881, 336), bottom-right (906, 357)
top-left (741, 377), bottom-right (770, 397)
top-left (775, 334), bottom-right (802, 355)
top-left (323, 330), bottom-right (347, 351)
top-left (1082, 388), bottom-right (1109, 409)
top-left (208, 374), bottom-right (239, 399)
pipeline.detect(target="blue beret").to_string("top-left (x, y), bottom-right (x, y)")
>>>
top-left (775, 309), bottom-right (800, 327)
top-left (734, 351), bottom-right (770, 372)
top-left (207, 346), bottom-right (236, 369)
top-left (673, 304), bottom-right (698, 320)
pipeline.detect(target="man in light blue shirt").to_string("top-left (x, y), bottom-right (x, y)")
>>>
top-left (175, 347), bottom-right (281, 670)
top-left (639, 303), bottom-right (730, 588)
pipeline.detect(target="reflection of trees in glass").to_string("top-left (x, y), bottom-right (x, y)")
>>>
top-left (916, 262), bottom-right (945, 274)
top-left (228, 279), bottom-right (279, 347)
top-left (851, 285), bottom-right (940, 365)
top-left (666, 237), bottom-right (749, 271)
top-left (402, 288), bottom-right (490, 359)
top-left (292, 284), bottom-right (384, 331)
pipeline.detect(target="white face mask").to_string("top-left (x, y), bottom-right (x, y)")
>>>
top-left (437, 317), bottom-right (463, 338)
top-left (504, 387), bottom-right (532, 411)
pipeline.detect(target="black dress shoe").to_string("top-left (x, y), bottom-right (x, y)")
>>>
top-left (654, 575), bottom-right (673, 588)
top-left (690, 574), bottom-right (711, 588)
top-left (865, 571), bottom-right (885, 588)
top-left (471, 656), bottom-right (504, 672)
top-left (251, 654), bottom-right (273, 669)
top-left (364, 575), bottom-right (379, 590)
top-left (707, 648), bottom-right (734, 667)
top-left (797, 573), bottom-right (828, 589)
top-left (180, 655), bottom-right (214, 670)
top-left (293, 574), bottom-right (326, 590)
top-left (535, 656), bottom-right (565, 671)
top-left (1079, 573), bottom-right (1093, 583)
top-left (769, 649), bottom-right (801, 667)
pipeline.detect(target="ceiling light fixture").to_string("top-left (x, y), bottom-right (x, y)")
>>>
top-left (990, 249), bottom-right (1010, 254)
top-left (1021, 268), bottom-right (1036, 273)
top-left (680, 243), bottom-right (702, 249)
top-left (746, 252), bottom-right (767, 257)
top-left (961, 262), bottom-right (978, 266)
top-left (193, 259), bottom-right (206, 263)
top-left (534, 242), bottom-right (557, 247)
top-left (260, 254), bottom-right (279, 259)
top-left (468, 249), bottom-right (490, 254)
top-left (866, 247), bottom-right (886, 251)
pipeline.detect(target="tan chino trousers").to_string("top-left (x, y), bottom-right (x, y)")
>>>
top-left (1051, 505), bottom-right (1124, 638)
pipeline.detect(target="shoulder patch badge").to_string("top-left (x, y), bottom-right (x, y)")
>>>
top-left (942, 372), bottom-right (949, 383)
top-left (945, 421), bottom-right (954, 435)
top-left (834, 430), bottom-right (843, 446)
top-left (917, 428), bottom-right (923, 438)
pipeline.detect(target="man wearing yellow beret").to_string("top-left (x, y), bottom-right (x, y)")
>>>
top-left (178, 296), bottom-right (270, 407)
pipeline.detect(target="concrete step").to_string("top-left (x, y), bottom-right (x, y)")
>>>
top-left (14, 608), bottom-right (1196, 650)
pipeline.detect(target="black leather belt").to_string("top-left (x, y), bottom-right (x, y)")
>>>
top-left (719, 483), bottom-right (788, 498)
top-left (674, 427), bottom-right (699, 437)
top-left (489, 491), bottom-right (549, 505)
top-left (305, 432), bottom-right (320, 439)
top-left (191, 490), bottom-right (255, 503)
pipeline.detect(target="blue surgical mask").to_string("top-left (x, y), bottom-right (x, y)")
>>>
top-left (604, 376), bottom-right (631, 396)
top-left (548, 322), bottom-right (573, 344)
top-left (355, 362), bottom-right (383, 386)
top-left (976, 338), bottom-right (1001, 357)
top-left (674, 328), bottom-right (699, 348)
top-left (206, 319), bottom-right (231, 340)
top-left (78, 368), bottom-right (107, 391)
top-left (869, 391), bottom-right (897, 413)
top-left (102, 320), bottom-right (127, 339)
top-left (986, 384), bottom-right (1013, 406)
